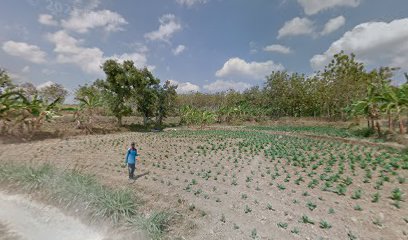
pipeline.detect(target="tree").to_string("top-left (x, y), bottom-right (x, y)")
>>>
top-left (98, 59), bottom-right (161, 126)
top-left (0, 68), bottom-right (13, 94)
top-left (131, 67), bottom-right (160, 126)
top-left (38, 83), bottom-right (68, 104)
top-left (377, 84), bottom-right (407, 134)
top-left (347, 84), bottom-right (381, 135)
top-left (0, 90), bottom-right (59, 138)
top-left (19, 82), bottom-right (38, 100)
top-left (319, 51), bottom-right (372, 119)
top-left (98, 60), bottom-right (134, 126)
top-left (155, 80), bottom-right (177, 126)
top-left (74, 84), bottom-right (102, 133)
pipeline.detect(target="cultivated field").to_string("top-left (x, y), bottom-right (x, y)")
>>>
top-left (0, 127), bottom-right (407, 239)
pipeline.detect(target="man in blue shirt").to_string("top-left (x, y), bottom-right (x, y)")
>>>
top-left (125, 142), bottom-right (138, 180)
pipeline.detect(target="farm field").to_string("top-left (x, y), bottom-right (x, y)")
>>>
top-left (0, 127), bottom-right (407, 239)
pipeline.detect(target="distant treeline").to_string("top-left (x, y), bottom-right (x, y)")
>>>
top-left (1, 51), bottom-right (408, 136)
top-left (177, 52), bottom-right (406, 121)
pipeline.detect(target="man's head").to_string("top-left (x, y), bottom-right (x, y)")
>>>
top-left (131, 142), bottom-right (135, 147)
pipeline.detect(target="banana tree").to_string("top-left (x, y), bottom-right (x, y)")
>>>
top-left (75, 92), bottom-right (102, 133)
top-left (348, 84), bottom-right (380, 133)
top-left (20, 96), bottom-right (60, 137)
top-left (0, 91), bottom-right (29, 135)
top-left (200, 110), bottom-right (216, 129)
top-left (376, 84), bottom-right (407, 134)
top-left (1, 91), bottom-right (59, 137)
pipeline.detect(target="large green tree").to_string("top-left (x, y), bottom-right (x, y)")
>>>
top-left (319, 52), bottom-right (372, 119)
top-left (155, 80), bottom-right (177, 126)
top-left (98, 59), bottom-right (161, 126)
top-left (97, 60), bottom-right (134, 126)
top-left (131, 67), bottom-right (160, 126)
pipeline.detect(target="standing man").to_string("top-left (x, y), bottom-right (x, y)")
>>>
top-left (125, 142), bottom-right (138, 180)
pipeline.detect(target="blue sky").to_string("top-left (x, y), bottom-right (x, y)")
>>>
top-left (1, 0), bottom-right (408, 101)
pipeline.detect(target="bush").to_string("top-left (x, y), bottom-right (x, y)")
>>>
top-left (351, 127), bottom-right (375, 138)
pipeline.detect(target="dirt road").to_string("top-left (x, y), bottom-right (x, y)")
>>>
top-left (0, 191), bottom-right (105, 240)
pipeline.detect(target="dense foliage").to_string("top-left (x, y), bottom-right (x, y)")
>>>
top-left (176, 52), bottom-right (408, 133)
top-left (1, 51), bottom-right (407, 135)
top-left (90, 59), bottom-right (177, 127)
top-left (0, 68), bottom-right (62, 137)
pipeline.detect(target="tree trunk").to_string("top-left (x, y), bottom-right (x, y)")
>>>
top-left (143, 114), bottom-right (148, 126)
top-left (117, 116), bottom-right (122, 127)
top-left (371, 119), bottom-right (375, 130)
top-left (375, 120), bottom-right (382, 137)
top-left (397, 111), bottom-right (405, 134)
top-left (367, 117), bottom-right (370, 128)
top-left (388, 112), bottom-right (393, 132)
top-left (157, 113), bottom-right (163, 127)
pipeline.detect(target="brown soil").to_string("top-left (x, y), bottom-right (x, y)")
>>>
top-left (0, 129), bottom-right (407, 240)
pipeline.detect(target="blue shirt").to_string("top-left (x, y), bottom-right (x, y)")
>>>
top-left (125, 148), bottom-right (138, 164)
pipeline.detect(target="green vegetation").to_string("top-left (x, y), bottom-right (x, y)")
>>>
top-left (95, 60), bottom-right (176, 126)
top-left (300, 215), bottom-right (315, 225)
top-left (0, 164), bottom-right (173, 240)
top-left (319, 220), bottom-right (332, 229)
top-left (247, 125), bottom-right (352, 138)
top-left (277, 222), bottom-right (288, 229)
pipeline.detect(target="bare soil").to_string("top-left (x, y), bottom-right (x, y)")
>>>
top-left (0, 128), bottom-right (407, 240)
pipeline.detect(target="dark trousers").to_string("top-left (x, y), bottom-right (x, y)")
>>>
top-left (128, 163), bottom-right (136, 179)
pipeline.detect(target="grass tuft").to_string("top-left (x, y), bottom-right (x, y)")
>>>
top-left (136, 211), bottom-right (175, 240)
top-left (0, 163), bottom-right (173, 240)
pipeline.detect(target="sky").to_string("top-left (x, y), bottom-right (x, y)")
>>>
top-left (1, 0), bottom-right (408, 102)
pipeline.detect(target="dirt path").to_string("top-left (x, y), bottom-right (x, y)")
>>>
top-left (0, 191), bottom-right (105, 240)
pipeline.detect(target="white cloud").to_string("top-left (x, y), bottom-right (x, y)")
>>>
top-left (47, 30), bottom-right (104, 74)
top-left (61, 10), bottom-right (127, 33)
top-left (37, 81), bottom-right (55, 89)
top-left (172, 45), bottom-right (186, 55)
top-left (38, 14), bottom-right (58, 26)
top-left (47, 30), bottom-right (152, 74)
top-left (216, 57), bottom-right (284, 80)
top-left (311, 18), bottom-right (408, 71)
top-left (176, 0), bottom-right (208, 7)
top-left (168, 80), bottom-right (200, 93)
top-left (298, 0), bottom-right (360, 15)
top-left (144, 14), bottom-right (182, 42)
top-left (264, 44), bottom-right (292, 54)
top-left (108, 52), bottom-right (154, 71)
top-left (203, 80), bottom-right (251, 92)
top-left (321, 16), bottom-right (346, 36)
top-left (22, 66), bottom-right (30, 73)
top-left (278, 17), bottom-right (315, 38)
top-left (2, 41), bottom-right (47, 64)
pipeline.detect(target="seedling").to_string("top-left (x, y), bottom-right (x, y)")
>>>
top-left (300, 215), bottom-right (314, 224)
top-left (277, 222), bottom-right (288, 229)
top-left (319, 220), bottom-right (331, 229)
